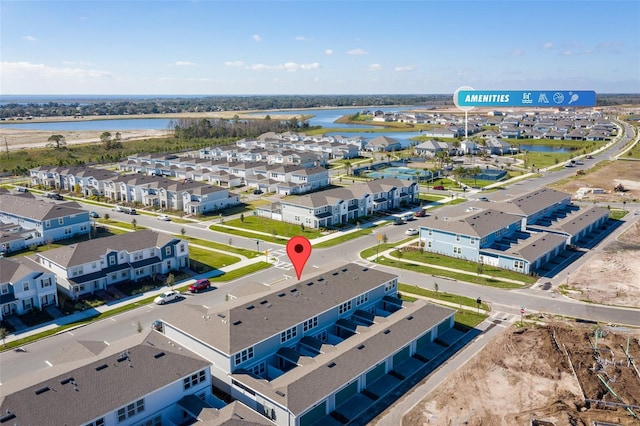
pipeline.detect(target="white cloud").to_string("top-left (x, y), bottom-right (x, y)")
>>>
top-left (61, 61), bottom-right (92, 66)
top-left (295, 36), bottom-right (307, 41)
top-left (252, 34), bottom-right (262, 42)
top-left (394, 65), bottom-right (415, 72)
top-left (225, 61), bottom-right (245, 67)
top-left (510, 49), bottom-right (524, 57)
top-left (325, 49), bottom-right (333, 55)
top-left (562, 51), bottom-right (573, 56)
top-left (0, 61), bottom-right (111, 79)
top-left (247, 62), bottom-right (320, 72)
top-left (23, 35), bottom-right (37, 42)
top-left (347, 48), bottom-right (367, 56)
top-left (368, 63), bottom-right (382, 71)
top-left (175, 61), bottom-right (196, 66)
top-left (543, 42), bottom-right (554, 49)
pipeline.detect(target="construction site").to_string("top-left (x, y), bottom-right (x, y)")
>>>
top-left (403, 321), bottom-right (640, 425)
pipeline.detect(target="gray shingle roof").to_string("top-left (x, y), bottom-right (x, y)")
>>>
top-left (232, 300), bottom-right (454, 415)
top-left (498, 188), bottom-right (571, 216)
top-left (421, 209), bottom-right (522, 238)
top-left (0, 332), bottom-right (210, 426)
top-left (0, 194), bottom-right (87, 221)
top-left (158, 264), bottom-right (397, 355)
top-left (37, 230), bottom-right (181, 268)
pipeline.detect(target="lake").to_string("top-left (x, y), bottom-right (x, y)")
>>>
top-left (0, 118), bottom-right (175, 131)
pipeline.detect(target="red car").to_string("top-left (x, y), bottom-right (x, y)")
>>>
top-left (414, 209), bottom-right (426, 217)
top-left (189, 279), bottom-right (211, 293)
top-left (432, 185), bottom-right (445, 190)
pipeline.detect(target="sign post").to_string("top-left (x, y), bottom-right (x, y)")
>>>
top-left (520, 306), bottom-right (525, 325)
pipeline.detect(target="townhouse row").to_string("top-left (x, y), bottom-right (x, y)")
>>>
top-left (29, 165), bottom-right (243, 214)
top-left (0, 229), bottom-right (190, 320)
top-left (257, 178), bottom-right (418, 229)
top-left (417, 188), bottom-right (610, 274)
top-left (2, 264), bottom-right (457, 426)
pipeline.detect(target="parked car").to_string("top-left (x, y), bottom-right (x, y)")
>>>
top-left (414, 209), bottom-right (427, 218)
top-left (432, 185), bottom-right (445, 190)
top-left (154, 290), bottom-right (180, 305)
top-left (157, 214), bottom-right (171, 221)
top-left (46, 192), bottom-right (64, 200)
top-left (253, 189), bottom-right (263, 195)
top-left (89, 211), bottom-right (100, 218)
top-left (478, 196), bottom-right (489, 202)
top-left (402, 213), bottom-right (415, 221)
top-left (393, 217), bottom-right (404, 225)
top-left (405, 228), bottom-right (419, 236)
top-left (189, 278), bottom-right (211, 293)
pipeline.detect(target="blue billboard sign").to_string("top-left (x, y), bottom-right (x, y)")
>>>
top-left (456, 90), bottom-right (596, 108)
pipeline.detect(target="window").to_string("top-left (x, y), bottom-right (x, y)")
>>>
top-left (234, 347), bottom-right (254, 365)
top-left (456, 234), bottom-right (461, 241)
top-left (23, 282), bottom-right (30, 291)
top-left (134, 252), bottom-right (142, 261)
top-left (453, 246), bottom-right (462, 255)
top-left (183, 369), bottom-right (206, 390)
top-left (514, 260), bottom-right (524, 270)
top-left (428, 229), bottom-right (433, 236)
top-left (251, 362), bottom-right (266, 376)
top-left (64, 228), bottom-right (72, 235)
top-left (148, 249), bottom-right (155, 256)
top-left (58, 218), bottom-right (64, 225)
top-left (338, 300), bottom-right (352, 314)
top-left (41, 277), bottom-right (52, 288)
top-left (470, 238), bottom-right (476, 245)
top-left (427, 241), bottom-right (432, 248)
top-left (165, 247), bottom-right (171, 256)
top-left (1, 285), bottom-right (8, 295)
top-left (109, 257), bottom-right (116, 266)
top-left (384, 279), bottom-right (397, 292)
top-left (45, 220), bottom-right (51, 228)
top-left (117, 399), bottom-right (144, 423)
top-left (180, 244), bottom-right (185, 253)
top-left (355, 292), bottom-right (369, 306)
top-left (302, 316), bottom-right (318, 332)
top-left (281, 326), bottom-right (297, 343)
top-left (84, 418), bottom-right (105, 426)
top-left (136, 415), bottom-right (161, 426)
top-left (316, 330), bottom-right (328, 342)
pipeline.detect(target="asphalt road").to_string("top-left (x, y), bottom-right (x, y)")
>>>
top-left (1, 118), bottom-right (638, 395)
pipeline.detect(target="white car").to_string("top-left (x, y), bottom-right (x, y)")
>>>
top-left (154, 291), bottom-right (180, 305)
top-left (405, 228), bottom-right (419, 236)
top-left (157, 214), bottom-right (171, 221)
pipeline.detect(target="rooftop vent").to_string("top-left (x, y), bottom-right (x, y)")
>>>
top-left (260, 300), bottom-right (269, 305)
top-left (246, 305), bottom-right (255, 310)
top-left (153, 352), bottom-right (166, 359)
top-left (332, 272), bottom-right (339, 276)
top-left (383, 329), bottom-right (391, 335)
top-left (95, 364), bottom-right (108, 371)
top-left (318, 277), bottom-right (324, 282)
top-left (342, 268), bottom-right (348, 272)
top-left (327, 362), bottom-right (336, 368)
top-left (407, 315), bottom-right (414, 321)
top-left (217, 313), bottom-right (226, 319)
top-left (290, 288), bottom-right (298, 293)
top-left (233, 320), bottom-right (242, 326)
top-left (357, 344), bottom-right (365, 350)
top-left (306, 282), bottom-right (314, 287)
top-left (275, 390), bottom-right (285, 397)
top-left (278, 293), bottom-right (286, 297)
top-left (35, 386), bottom-right (50, 395)
top-left (60, 377), bottom-right (74, 385)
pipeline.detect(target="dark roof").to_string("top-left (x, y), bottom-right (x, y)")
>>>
top-left (0, 332), bottom-right (210, 426)
top-left (158, 264), bottom-right (397, 355)
top-left (421, 209), bottom-right (522, 238)
top-left (37, 230), bottom-right (182, 268)
top-left (0, 194), bottom-right (88, 221)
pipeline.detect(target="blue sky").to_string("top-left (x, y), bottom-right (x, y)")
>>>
top-left (1, 0), bottom-right (638, 95)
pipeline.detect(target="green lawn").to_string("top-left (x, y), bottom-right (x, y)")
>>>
top-left (394, 250), bottom-right (535, 284)
top-left (189, 246), bottom-right (240, 270)
top-left (207, 262), bottom-right (272, 282)
top-left (609, 209), bottom-right (628, 220)
top-left (313, 227), bottom-right (374, 248)
top-left (178, 235), bottom-right (262, 258)
top-left (398, 283), bottom-right (489, 311)
top-left (214, 216), bottom-right (324, 239)
top-left (97, 219), bottom-right (147, 231)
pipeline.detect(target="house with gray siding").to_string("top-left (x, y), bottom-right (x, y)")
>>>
top-left (0, 332), bottom-right (218, 426)
top-left (154, 264), bottom-right (455, 426)
top-left (0, 256), bottom-right (58, 321)
top-left (33, 230), bottom-right (189, 300)
top-left (0, 193), bottom-right (91, 249)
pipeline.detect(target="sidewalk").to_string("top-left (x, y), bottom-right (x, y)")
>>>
top-left (2, 246), bottom-right (266, 346)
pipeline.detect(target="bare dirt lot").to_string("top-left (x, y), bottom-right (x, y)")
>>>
top-left (404, 322), bottom-right (640, 426)
top-left (549, 159), bottom-right (640, 308)
top-left (552, 159), bottom-right (640, 203)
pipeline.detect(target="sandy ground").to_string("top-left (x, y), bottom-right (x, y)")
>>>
top-left (548, 159), bottom-right (640, 308)
top-left (0, 128), bottom-right (173, 150)
top-left (404, 322), bottom-right (640, 426)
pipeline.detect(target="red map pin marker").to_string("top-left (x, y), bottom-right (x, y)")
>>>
top-left (286, 236), bottom-right (312, 280)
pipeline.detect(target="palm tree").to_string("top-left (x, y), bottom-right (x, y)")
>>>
top-left (470, 166), bottom-right (482, 188)
top-left (343, 160), bottom-right (352, 176)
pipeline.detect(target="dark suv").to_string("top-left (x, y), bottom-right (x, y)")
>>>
top-left (189, 279), bottom-right (211, 293)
